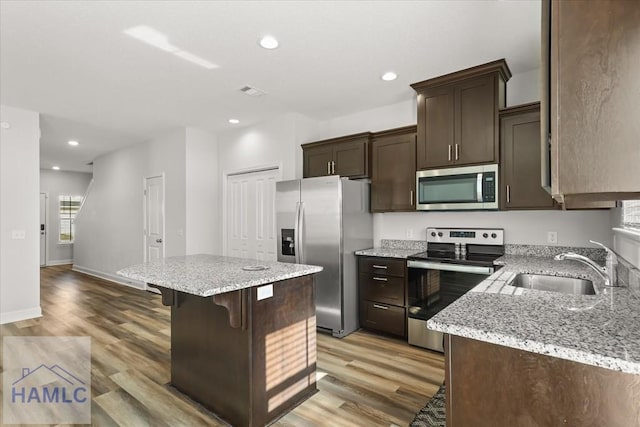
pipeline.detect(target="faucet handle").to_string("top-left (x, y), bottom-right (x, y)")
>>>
top-left (589, 240), bottom-right (618, 264)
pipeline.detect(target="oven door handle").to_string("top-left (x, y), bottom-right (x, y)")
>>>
top-left (407, 260), bottom-right (494, 275)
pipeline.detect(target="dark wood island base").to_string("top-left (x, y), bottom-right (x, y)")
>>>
top-left (151, 275), bottom-right (317, 427)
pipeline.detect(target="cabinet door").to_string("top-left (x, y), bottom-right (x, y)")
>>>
top-left (551, 0), bottom-right (640, 198)
top-left (417, 85), bottom-right (454, 170)
top-left (371, 132), bottom-right (416, 212)
top-left (333, 138), bottom-right (368, 178)
top-left (501, 107), bottom-right (555, 209)
top-left (454, 75), bottom-right (497, 166)
top-left (303, 145), bottom-right (333, 178)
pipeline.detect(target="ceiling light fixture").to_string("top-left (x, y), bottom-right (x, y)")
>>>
top-left (52, 166), bottom-right (60, 170)
top-left (381, 72), bottom-right (398, 81)
top-left (228, 119), bottom-right (240, 124)
top-left (259, 36), bottom-right (279, 49)
top-left (124, 25), bottom-right (218, 69)
top-left (68, 140), bottom-right (79, 146)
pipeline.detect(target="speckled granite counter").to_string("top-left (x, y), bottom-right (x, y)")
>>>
top-left (428, 254), bottom-right (640, 374)
top-left (355, 248), bottom-right (421, 259)
top-left (355, 239), bottom-right (427, 259)
top-left (117, 254), bottom-right (323, 297)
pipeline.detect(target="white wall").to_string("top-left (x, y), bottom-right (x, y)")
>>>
top-left (39, 169), bottom-right (92, 264)
top-left (0, 105), bottom-right (41, 324)
top-left (185, 127), bottom-right (220, 255)
top-left (374, 210), bottom-right (613, 248)
top-left (507, 68), bottom-right (541, 107)
top-left (73, 130), bottom-right (186, 285)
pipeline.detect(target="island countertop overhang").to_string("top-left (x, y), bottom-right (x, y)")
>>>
top-left (117, 254), bottom-right (323, 297)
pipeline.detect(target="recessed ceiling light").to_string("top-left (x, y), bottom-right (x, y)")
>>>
top-left (228, 119), bottom-right (240, 124)
top-left (381, 72), bottom-right (398, 81)
top-left (259, 36), bottom-right (279, 49)
top-left (0, 121), bottom-right (10, 129)
top-left (68, 140), bottom-right (79, 146)
top-left (52, 166), bottom-right (60, 170)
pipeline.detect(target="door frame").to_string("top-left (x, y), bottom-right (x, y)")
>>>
top-left (40, 192), bottom-right (48, 267)
top-left (143, 173), bottom-right (166, 263)
top-left (222, 163), bottom-right (282, 257)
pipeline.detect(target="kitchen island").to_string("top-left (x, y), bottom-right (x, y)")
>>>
top-left (118, 254), bottom-right (323, 427)
top-left (428, 253), bottom-right (640, 426)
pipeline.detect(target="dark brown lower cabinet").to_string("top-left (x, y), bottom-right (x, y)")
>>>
top-left (445, 335), bottom-right (640, 426)
top-left (152, 275), bottom-right (317, 427)
top-left (358, 256), bottom-right (407, 338)
top-left (500, 103), bottom-right (556, 210)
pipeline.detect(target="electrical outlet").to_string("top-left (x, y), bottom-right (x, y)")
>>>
top-left (406, 228), bottom-right (414, 239)
top-left (547, 231), bottom-right (558, 244)
top-left (11, 230), bottom-right (26, 240)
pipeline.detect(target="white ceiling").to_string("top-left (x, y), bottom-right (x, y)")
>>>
top-left (0, 0), bottom-right (541, 173)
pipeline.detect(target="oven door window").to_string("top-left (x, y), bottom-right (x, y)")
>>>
top-left (418, 173), bottom-right (479, 204)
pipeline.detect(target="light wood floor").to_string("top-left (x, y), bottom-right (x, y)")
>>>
top-left (0, 265), bottom-right (445, 426)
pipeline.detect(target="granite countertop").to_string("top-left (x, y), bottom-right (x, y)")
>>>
top-left (117, 254), bottom-right (323, 297)
top-left (428, 254), bottom-right (640, 374)
top-left (354, 248), bottom-right (421, 259)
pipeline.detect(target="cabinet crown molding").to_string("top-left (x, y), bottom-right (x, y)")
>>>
top-left (302, 131), bottom-right (372, 148)
top-left (410, 58), bottom-right (512, 91)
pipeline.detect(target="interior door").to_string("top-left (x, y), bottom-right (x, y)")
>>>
top-left (226, 168), bottom-right (279, 262)
top-left (40, 193), bottom-right (47, 266)
top-left (144, 176), bottom-right (164, 262)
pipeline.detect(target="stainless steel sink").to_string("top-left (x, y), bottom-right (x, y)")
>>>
top-left (509, 274), bottom-right (596, 295)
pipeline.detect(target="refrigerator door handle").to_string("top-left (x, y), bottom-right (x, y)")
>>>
top-left (297, 202), bottom-right (305, 264)
top-left (294, 202), bottom-right (301, 264)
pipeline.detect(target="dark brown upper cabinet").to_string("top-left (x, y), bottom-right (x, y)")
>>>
top-left (500, 103), bottom-right (555, 210)
top-left (302, 132), bottom-right (371, 179)
top-left (411, 60), bottom-right (511, 171)
top-left (542, 0), bottom-right (640, 204)
top-left (371, 126), bottom-right (417, 212)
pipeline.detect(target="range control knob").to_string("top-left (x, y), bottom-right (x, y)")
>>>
top-left (483, 233), bottom-right (489, 238)
top-left (437, 232), bottom-right (443, 237)
top-left (431, 232), bottom-right (436, 237)
top-left (491, 233), bottom-right (497, 239)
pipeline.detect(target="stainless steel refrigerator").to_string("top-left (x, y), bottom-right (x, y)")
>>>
top-left (276, 175), bottom-right (372, 338)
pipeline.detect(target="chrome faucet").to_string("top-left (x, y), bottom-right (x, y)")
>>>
top-left (554, 240), bottom-right (618, 287)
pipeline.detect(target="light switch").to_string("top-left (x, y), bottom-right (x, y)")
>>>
top-left (11, 230), bottom-right (26, 240)
top-left (257, 284), bottom-right (273, 301)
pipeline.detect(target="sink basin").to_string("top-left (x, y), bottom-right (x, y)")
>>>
top-left (509, 274), bottom-right (595, 295)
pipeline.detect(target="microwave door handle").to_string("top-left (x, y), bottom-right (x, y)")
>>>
top-left (476, 173), bottom-right (483, 202)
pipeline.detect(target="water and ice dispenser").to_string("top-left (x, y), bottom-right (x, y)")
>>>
top-left (281, 229), bottom-right (295, 256)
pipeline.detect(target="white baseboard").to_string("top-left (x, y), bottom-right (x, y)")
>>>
top-left (46, 259), bottom-right (73, 266)
top-left (72, 265), bottom-right (146, 290)
top-left (0, 306), bottom-right (42, 325)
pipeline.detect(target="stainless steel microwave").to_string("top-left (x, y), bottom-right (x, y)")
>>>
top-left (416, 164), bottom-right (499, 210)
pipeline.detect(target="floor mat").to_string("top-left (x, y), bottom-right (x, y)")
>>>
top-left (409, 384), bottom-right (446, 427)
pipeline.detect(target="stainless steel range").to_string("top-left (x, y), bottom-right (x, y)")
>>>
top-left (406, 227), bottom-right (504, 352)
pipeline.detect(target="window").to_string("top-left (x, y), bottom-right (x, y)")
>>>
top-left (59, 195), bottom-right (83, 243)
top-left (623, 200), bottom-right (640, 231)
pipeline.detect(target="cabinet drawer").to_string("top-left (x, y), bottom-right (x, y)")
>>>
top-left (358, 257), bottom-right (405, 277)
top-left (359, 273), bottom-right (405, 306)
top-left (360, 301), bottom-right (406, 337)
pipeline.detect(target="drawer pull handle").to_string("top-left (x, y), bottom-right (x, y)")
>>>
top-left (373, 304), bottom-right (389, 310)
top-left (372, 265), bottom-right (387, 269)
top-left (372, 277), bottom-right (388, 282)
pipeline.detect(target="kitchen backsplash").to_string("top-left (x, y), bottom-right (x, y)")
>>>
top-left (504, 244), bottom-right (606, 261)
top-left (380, 239), bottom-right (429, 251)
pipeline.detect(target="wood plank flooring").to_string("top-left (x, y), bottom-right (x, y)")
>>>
top-left (0, 265), bottom-right (444, 426)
